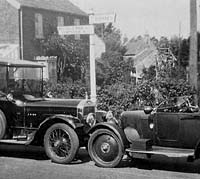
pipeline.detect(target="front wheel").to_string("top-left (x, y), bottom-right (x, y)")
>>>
top-left (44, 123), bottom-right (79, 164)
top-left (88, 129), bottom-right (124, 168)
top-left (0, 110), bottom-right (6, 139)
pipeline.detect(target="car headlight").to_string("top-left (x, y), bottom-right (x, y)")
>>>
top-left (15, 100), bottom-right (24, 107)
top-left (86, 113), bottom-right (96, 127)
top-left (149, 123), bottom-right (154, 129)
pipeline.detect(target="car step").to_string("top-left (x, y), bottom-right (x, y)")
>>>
top-left (126, 146), bottom-right (194, 158)
top-left (0, 139), bottom-right (28, 145)
top-left (0, 139), bottom-right (44, 153)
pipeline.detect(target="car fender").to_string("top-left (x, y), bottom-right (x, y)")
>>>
top-left (40, 114), bottom-right (83, 129)
top-left (88, 122), bottom-right (129, 148)
top-left (120, 110), bottom-right (150, 137)
top-left (194, 139), bottom-right (200, 159)
top-left (95, 110), bottom-right (107, 123)
top-left (30, 114), bottom-right (83, 145)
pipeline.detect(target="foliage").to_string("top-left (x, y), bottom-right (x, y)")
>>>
top-left (96, 23), bottom-right (128, 86)
top-left (97, 82), bottom-right (137, 117)
top-left (142, 65), bottom-right (156, 80)
top-left (137, 79), bottom-right (195, 105)
top-left (157, 33), bottom-right (200, 68)
top-left (97, 72), bottom-right (195, 117)
top-left (43, 79), bottom-right (87, 99)
top-left (40, 34), bottom-right (89, 82)
top-left (96, 51), bottom-right (132, 86)
top-left (179, 38), bottom-right (189, 67)
top-left (40, 23), bottom-right (195, 116)
top-left (96, 31), bottom-right (195, 114)
top-left (138, 60), bottom-right (195, 106)
top-left (102, 23), bottom-right (126, 54)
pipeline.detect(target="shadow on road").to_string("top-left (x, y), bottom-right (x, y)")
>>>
top-left (0, 144), bottom-right (90, 164)
top-left (0, 144), bottom-right (48, 160)
top-left (119, 155), bottom-right (200, 174)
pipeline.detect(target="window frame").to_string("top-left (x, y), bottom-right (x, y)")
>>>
top-left (35, 13), bottom-right (44, 39)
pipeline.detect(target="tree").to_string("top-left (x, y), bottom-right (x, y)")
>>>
top-left (40, 34), bottom-right (89, 82)
top-left (95, 23), bottom-right (127, 86)
top-left (180, 38), bottom-right (189, 67)
top-left (159, 36), bottom-right (169, 48)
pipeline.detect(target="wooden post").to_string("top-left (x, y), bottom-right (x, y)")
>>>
top-left (90, 33), bottom-right (97, 102)
top-left (189, 0), bottom-right (198, 104)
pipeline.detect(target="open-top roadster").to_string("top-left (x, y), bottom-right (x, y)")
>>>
top-left (88, 96), bottom-right (200, 167)
top-left (0, 57), bottom-right (104, 164)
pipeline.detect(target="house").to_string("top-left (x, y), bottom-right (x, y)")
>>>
top-left (124, 35), bottom-right (158, 81)
top-left (0, 0), bottom-right (89, 61)
top-left (124, 35), bottom-right (177, 83)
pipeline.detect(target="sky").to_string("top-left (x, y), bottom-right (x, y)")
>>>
top-left (71, 0), bottom-right (198, 39)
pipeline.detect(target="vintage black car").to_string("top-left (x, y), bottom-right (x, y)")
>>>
top-left (88, 96), bottom-right (200, 167)
top-left (0, 58), bottom-right (106, 164)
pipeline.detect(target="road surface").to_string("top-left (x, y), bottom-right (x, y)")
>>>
top-left (0, 144), bottom-right (200, 179)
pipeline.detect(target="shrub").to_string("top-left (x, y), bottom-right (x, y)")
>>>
top-left (43, 79), bottom-right (87, 99)
top-left (96, 78), bottom-right (195, 117)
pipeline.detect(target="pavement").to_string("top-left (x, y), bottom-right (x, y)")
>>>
top-left (0, 145), bottom-right (200, 179)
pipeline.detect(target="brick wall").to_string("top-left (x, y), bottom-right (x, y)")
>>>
top-left (21, 7), bottom-right (89, 60)
top-left (0, 0), bottom-right (19, 44)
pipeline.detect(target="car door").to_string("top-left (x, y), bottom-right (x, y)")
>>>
top-left (155, 112), bottom-right (180, 147)
top-left (177, 112), bottom-right (200, 148)
top-left (155, 98), bottom-right (181, 147)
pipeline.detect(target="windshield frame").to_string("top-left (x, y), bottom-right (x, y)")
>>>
top-left (0, 59), bottom-right (45, 98)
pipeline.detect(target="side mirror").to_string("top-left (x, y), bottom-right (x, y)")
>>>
top-left (144, 106), bottom-right (153, 114)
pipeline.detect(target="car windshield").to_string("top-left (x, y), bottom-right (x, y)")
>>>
top-left (0, 66), bottom-right (43, 98)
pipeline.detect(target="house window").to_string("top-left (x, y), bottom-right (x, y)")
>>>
top-left (57, 16), bottom-right (64, 26)
top-left (74, 18), bottom-right (80, 40)
top-left (65, 16), bottom-right (70, 25)
top-left (35, 13), bottom-right (43, 39)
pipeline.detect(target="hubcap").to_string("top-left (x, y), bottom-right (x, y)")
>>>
top-left (54, 140), bottom-right (61, 147)
top-left (93, 134), bottom-right (119, 162)
top-left (101, 142), bottom-right (110, 153)
top-left (49, 128), bottom-right (71, 158)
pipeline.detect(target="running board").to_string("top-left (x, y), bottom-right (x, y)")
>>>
top-left (0, 139), bottom-right (29, 145)
top-left (126, 146), bottom-right (194, 158)
top-left (0, 139), bottom-right (44, 153)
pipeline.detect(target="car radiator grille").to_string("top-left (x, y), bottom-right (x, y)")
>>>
top-left (83, 106), bottom-right (95, 115)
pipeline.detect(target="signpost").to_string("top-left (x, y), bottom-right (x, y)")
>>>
top-left (57, 13), bottom-right (116, 103)
top-left (89, 13), bottom-right (116, 24)
top-left (88, 13), bottom-right (116, 102)
top-left (57, 25), bottom-right (94, 35)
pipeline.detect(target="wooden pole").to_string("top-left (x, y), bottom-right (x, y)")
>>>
top-left (189, 0), bottom-right (198, 104)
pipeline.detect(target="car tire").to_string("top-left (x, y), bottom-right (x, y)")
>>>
top-left (0, 109), bottom-right (6, 139)
top-left (88, 129), bottom-right (124, 168)
top-left (44, 123), bottom-right (79, 164)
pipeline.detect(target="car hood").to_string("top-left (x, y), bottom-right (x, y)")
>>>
top-left (121, 110), bottom-right (150, 129)
top-left (24, 98), bottom-right (83, 108)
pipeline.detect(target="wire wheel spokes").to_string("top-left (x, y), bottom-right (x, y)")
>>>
top-left (49, 128), bottom-right (71, 158)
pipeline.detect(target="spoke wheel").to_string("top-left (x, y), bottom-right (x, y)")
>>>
top-left (88, 129), bottom-right (124, 168)
top-left (0, 110), bottom-right (6, 139)
top-left (44, 123), bottom-right (79, 164)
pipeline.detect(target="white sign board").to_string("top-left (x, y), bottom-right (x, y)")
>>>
top-left (57, 25), bottom-right (94, 35)
top-left (89, 13), bottom-right (116, 24)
